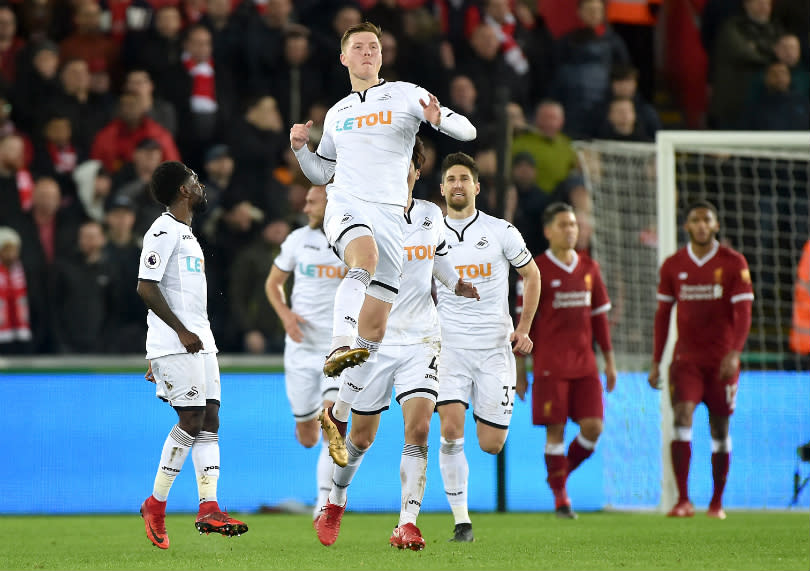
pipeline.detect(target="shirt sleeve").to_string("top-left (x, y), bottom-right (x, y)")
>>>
top-left (656, 258), bottom-right (675, 303)
top-left (728, 253), bottom-right (755, 304)
top-left (273, 232), bottom-right (297, 273)
top-left (590, 261), bottom-right (612, 316)
top-left (138, 221), bottom-right (178, 282)
top-left (502, 223), bottom-right (532, 268)
top-left (315, 111), bottom-right (337, 161)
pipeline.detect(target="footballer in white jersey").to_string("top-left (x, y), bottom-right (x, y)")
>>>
top-left (314, 138), bottom-right (479, 550)
top-left (435, 152), bottom-right (541, 544)
top-left (265, 186), bottom-right (348, 520)
top-left (137, 161), bottom-right (247, 550)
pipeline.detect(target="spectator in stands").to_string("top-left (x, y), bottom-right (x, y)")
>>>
top-left (272, 26), bottom-right (323, 128)
top-left (0, 226), bottom-right (32, 354)
top-left (709, 0), bottom-right (783, 129)
top-left (31, 113), bottom-right (80, 198)
top-left (740, 62), bottom-right (810, 130)
top-left (746, 33), bottom-right (809, 105)
top-left (596, 97), bottom-right (653, 141)
top-left (200, 0), bottom-right (241, 69)
top-left (73, 160), bottom-right (112, 223)
top-left (550, 0), bottom-right (630, 138)
top-left (103, 194), bottom-right (147, 352)
top-left (0, 6), bottom-right (24, 85)
top-left (0, 135), bottom-right (31, 225)
top-left (124, 69), bottom-right (177, 137)
top-left (172, 24), bottom-right (234, 171)
top-left (511, 152), bottom-right (552, 256)
top-left (114, 138), bottom-right (166, 237)
top-left (14, 40), bottom-right (62, 133)
top-left (98, 0), bottom-right (153, 44)
top-left (590, 63), bottom-right (660, 137)
top-left (227, 95), bottom-right (287, 219)
top-left (14, 177), bottom-right (85, 353)
top-left (435, 74), bottom-right (486, 159)
top-left (90, 91), bottom-right (180, 174)
top-left (242, 0), bottom-right (294, 97)
top-left (59, 0), bottom-right (120, 83)
top-left (197, 143), bottom-right (233, 226)
top-left (50, 219), bottom-right (113, 353)
top-left (456, 23), bottom-right (529, 112)
top-left (48, 58), bottom-right (112, 155)
top-left (126, 5), bottom-right (184, 96)
top-left (511, 100), bottom-right (579, 194)
top-left (228, 217), bottom-right (291, 354)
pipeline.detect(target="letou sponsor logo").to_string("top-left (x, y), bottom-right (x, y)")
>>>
top-left (335, 110), bottom-right (392, 131)
top-left (404, 245), bottom-right (435, 261)
top-left (455, 263), bottom-right (491, 279)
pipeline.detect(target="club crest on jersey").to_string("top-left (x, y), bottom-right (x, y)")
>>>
top-left (341, 213), bottom-right (353, 224)
top-left (584, 273), bottom-right (592, 291)
top-left (421, 217), bottom-right (433, 229)
top-left (144, 251), bottom-right (161, 269)
top-left (714, 268), bottom-right (723, 283)
top-left (475, 237), bottom-right (489, 249)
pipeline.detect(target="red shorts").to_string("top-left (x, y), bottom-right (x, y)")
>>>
top-left (531, 373), bottom-right (604, 426)
top-left (668, 359), bottom-right (739, 416)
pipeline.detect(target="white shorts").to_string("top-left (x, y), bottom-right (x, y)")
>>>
top-left (351, 341), bottom-right (441, 415)
top-left (324, 192), bottom-right (405, 303)
top-left (151, 352), bottom-right (221, 408)
top-left (436, 344), bottom-right (517, 429)
top-left (284, 341), bottom-right (339, 422)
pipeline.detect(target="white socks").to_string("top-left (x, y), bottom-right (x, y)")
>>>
top-left (191, 431), bottom-right (219, 504)
top-left (152, 425), bottom-right (194, 502)
top-left (328, 434), bottom-right (368, 507)
top-left (399, 443), bottom-right (428, 526)
top-left (331, 268), bottom-right (370, 351)
top-left (439, 436), bottom-right (471, 525)
top-left (315, 439), bottom-right (333, 517)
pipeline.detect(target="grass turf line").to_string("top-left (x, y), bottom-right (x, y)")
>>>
top-left (0, 511), bottom-right (806, 570)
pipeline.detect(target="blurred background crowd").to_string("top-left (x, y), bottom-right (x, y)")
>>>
top-left (0, 0), bottom-right (806, 355)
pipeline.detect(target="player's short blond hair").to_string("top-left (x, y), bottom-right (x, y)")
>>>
top-left (340, 22), bottom-right (382, 54)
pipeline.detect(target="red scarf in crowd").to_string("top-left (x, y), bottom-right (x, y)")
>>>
top-left (485, 13), bottom-right (529, 75)
top-left (16, 168), bottom-right (33, 211)
top-left (47, 143), bottom-right (78, 174)
top-left (182, 53), bottom-right (218, 113)
top-left (0, 261), bottom-right (31, 343)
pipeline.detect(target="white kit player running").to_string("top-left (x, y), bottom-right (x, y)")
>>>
top-left (435, 152), bottom-right (541, 543)
top-left (137, 161), bottom-right (246, 550)
top-left (289, 21), bottom-right (476, 468)
top-left (265, 185), bottom-right (348, 521)
top-left (313, 138), bottom-right (479, 550)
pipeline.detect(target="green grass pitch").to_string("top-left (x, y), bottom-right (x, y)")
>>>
top-left (1, 511), bottom-right (806, 570)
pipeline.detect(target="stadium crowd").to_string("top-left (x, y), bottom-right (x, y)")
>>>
top-left (0, 0), bottom-right (806, 355)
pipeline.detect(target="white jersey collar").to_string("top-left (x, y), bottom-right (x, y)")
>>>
top-left (687, 240), bottom-right (719, 267)
top-left (545, 248), bottom-right (579, 274)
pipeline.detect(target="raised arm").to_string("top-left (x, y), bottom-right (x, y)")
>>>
top-left (290, 120), bottom-right (336, 185)
top-left (419, 93), bottom-right (477, 141)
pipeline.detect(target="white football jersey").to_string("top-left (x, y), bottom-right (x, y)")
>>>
top-left (139, 212), bottom-right (217, 359)
top-left (317, 80), bottom-right (433, 208)
top-left (437, 210), bottom-right (532, 349)
top-left (384, 199), bottom-right (446, 345)
top-left (273, 225), bottom-right (347, 349)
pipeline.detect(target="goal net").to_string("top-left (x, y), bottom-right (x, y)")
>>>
top-left (574, 132), bottom-right (810, 509)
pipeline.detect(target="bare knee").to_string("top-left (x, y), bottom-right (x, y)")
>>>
top-left (404, 416), bottom-right (431, 446)
top-left (579, 418), bottom-right (603, 442)
top-left (296, 419), bottom-right (321, 448)
top-left (673, 403), bottom-right (695, 428)
top-left (480, 440), bottom-right (505, 455)
top-left (176, 410), bottom-right (205, 437)
top-left (348, 428), bottom-right (375, 451)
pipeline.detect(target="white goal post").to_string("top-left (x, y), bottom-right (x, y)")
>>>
top-left (575, 131), bottom-right (809, 510)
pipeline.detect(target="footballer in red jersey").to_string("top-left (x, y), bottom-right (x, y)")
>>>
top-left (517, 202), bottom-right (616, 519)
top-left (649, 200), bottom-right (753, 520)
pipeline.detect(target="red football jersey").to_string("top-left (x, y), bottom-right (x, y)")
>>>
top-left (529, 250), bottom-right (611, 379)
top-left (657, 242), bottom-right (754, 364)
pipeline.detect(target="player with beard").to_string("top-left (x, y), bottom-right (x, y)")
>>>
top-left (435, 152), bottom-right (541, 542)
top-left (137, 161), bottom-right (247, 549)
top-left (649, 200), bottom-right (753, 519)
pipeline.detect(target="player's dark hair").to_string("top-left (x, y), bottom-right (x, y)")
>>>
top-left (440, 152), bottom-right (478, 183)
top-left (341, 21), bottom-right (382, 53)
top-left (150, 161), bottom-right (190, 207)
top-left (686, 199), bottom-right (718, 219)
top-left (412, 136), bottom-right (425, 170)
top-left (610, 63), bottom-right (639, 83)
top-left (543, 202), bottom-right (574, 226)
